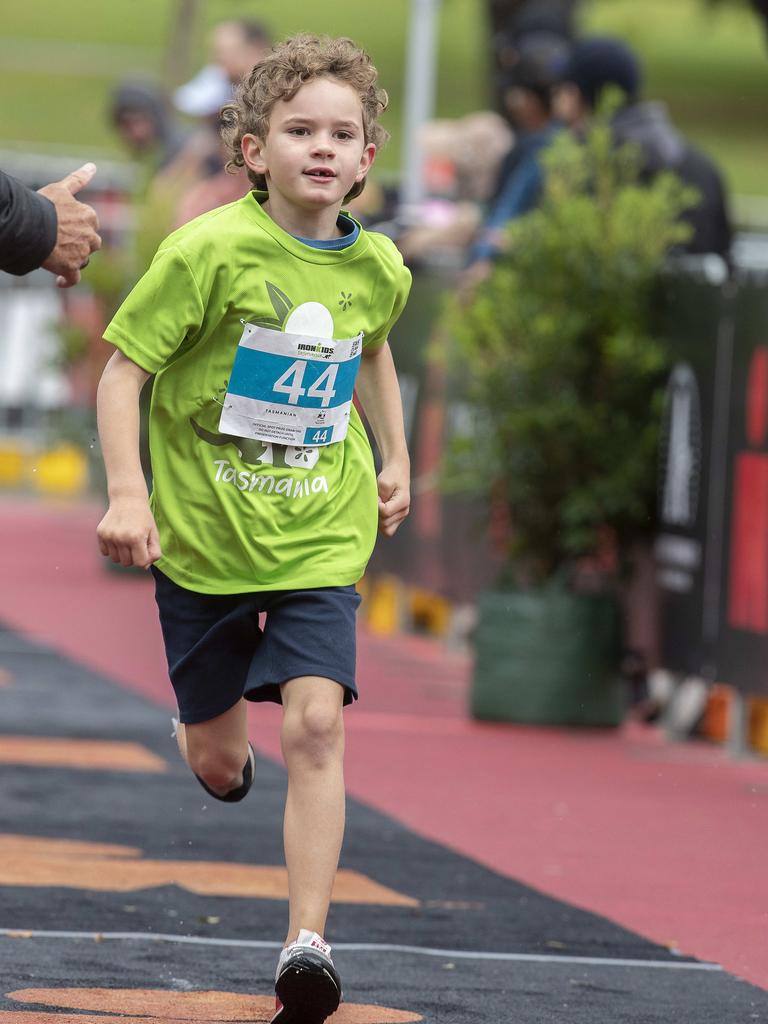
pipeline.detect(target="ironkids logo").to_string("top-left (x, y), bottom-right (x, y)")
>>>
top-left (298, 342), bottom-right (334, 359)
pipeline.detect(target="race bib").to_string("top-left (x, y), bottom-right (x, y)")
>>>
top-left (219, 322), bottom-right (363, 447)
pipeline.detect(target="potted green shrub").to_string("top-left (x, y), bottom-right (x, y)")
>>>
top-left (448, 117), bottom-right (695, 725)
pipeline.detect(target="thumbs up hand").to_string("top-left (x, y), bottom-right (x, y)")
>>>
top-left (39, 163), bottom-right (102, 287)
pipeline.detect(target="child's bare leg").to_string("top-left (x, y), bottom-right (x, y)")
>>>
top-left (177, 698), bottom-right (249, 797)
top-left (280, 676), bottom-right (345, 943)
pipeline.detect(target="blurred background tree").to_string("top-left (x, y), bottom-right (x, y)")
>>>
top-left (487, 0), bottom-right (768, 48)
top-left (708, 0), bottom-right (768, 38)
top-left (447, 116), bottom-right (695, 582)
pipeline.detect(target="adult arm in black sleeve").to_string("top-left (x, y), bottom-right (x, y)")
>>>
top-left (0, 170), bottom-right (58, 275)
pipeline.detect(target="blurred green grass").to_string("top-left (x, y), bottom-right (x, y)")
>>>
top-left (584, 0), bottom-right (768, 196)
top-left (1, 0), bottom-right (765, 195)
top-left (0, 0), bottom-right (487, 176)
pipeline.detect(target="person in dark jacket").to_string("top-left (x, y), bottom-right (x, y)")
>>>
top-left (0, 163), bottom-right (101, 287)
top-left (554, 36), bottom-right (732, 259)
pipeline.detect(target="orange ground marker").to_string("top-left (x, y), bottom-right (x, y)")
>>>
top-left (6, 988), bottom-right (423, 1023)
top-left (0, 835), bottom-right (418, 907)
top-left (0, 737), bottom-right (167, 772)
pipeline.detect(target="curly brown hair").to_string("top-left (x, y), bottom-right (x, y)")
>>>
top-left (220, 34), bottom-right (389, 201)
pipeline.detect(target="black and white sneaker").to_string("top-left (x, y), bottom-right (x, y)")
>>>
top-left (271, 929), bottom-right (342, 1024)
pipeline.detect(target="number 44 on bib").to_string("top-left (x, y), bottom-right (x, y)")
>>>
top-left (220, 323), bottom-right (363, 448)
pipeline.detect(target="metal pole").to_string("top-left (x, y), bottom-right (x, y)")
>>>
top-left (165, 0), bottom-right (203, 89)
top-left (726, 691), bottom-right (750, 760)
top-left (399, 0), bottom-right (441, 220)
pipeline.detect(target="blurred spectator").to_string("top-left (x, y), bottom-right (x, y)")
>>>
top-left (418, 111), bottom-right (514, 203)
top-left (109, 79), bottom-right (204, 257)
top-left (491, 0), bottom-right (575, 110)
top-left (489, 38), bottom-right (569, 202)
top-left (396, 111), bottom-right (513, 265)
top-left (171, 19), bottom-right (273, 226)
top-left (214, 19), bottom-right (272, 85)
top-left (455, 111), bottom-right (518, 205)
top-left (1, 164), bottom-right (101, 287)
top-left (464, 47), bottom-right (563, 284)
top-left (173, 63), bottom-right (232, 125)
top-left (176, 18), bottom-right (273, 108)
top-left (509, 0), bottom-right (574, 48)
top-left (173, 156), bottom-right (250, 227)
top-left (111, 81), bottom-right (189, 173)
top-left (554, 36), bottom-right (732, 259)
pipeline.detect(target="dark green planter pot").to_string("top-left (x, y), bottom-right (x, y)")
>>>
top-left (471, 585), bottom-right (624, 726)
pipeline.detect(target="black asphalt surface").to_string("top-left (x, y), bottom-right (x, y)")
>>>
top-left (0, 624), bottom-right (766, 1023)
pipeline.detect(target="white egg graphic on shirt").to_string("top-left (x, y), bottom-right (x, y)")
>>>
top-left (281, 301), bottom-right (334, 470)
top-left (285, 301), bottom-right (334, 338)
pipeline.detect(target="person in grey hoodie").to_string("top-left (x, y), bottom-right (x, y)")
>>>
top-left (110, 80), bottom-right (189, 172)
top-left (554, 36), bottom-right (732, 260)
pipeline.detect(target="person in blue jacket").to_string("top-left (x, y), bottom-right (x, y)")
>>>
top-left (461, 47), bottom-right (562, 291)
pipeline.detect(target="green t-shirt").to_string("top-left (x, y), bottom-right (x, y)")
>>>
top-left (104, 192), bottom-right (411, 594)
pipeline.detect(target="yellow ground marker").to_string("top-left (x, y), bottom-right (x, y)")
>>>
top-left (6, 988), bottom-right (423, 1023)
top-left (0, 738), bottom-right (167, 772)
top-left (0, 835), bottom-right (418, 907)
top-left (0, 668), bottom-right (13, 688)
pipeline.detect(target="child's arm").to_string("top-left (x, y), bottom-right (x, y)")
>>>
top-left (355, 341), bottom-right (410, 537)
top-left (95, 350), bottom-right (161, 569)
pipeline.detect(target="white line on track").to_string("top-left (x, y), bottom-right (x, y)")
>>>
top-left (0, 929), bottom-right (722, 972)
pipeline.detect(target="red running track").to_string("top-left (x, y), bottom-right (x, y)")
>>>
top-left (0, 498), bottom-right (766, 989)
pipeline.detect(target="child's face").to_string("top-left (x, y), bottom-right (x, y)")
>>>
top-left (242, 76), bottom-right (376, 212)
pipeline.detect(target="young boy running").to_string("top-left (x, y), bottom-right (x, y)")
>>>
top-left (96, 35), bottom-right (411, 1024)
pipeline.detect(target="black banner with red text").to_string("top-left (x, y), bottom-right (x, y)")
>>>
top-left (656, 261), bottom-right (768, 696)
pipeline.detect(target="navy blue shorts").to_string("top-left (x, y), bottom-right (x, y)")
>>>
top-left (151, 567), bottom-right (361, 724)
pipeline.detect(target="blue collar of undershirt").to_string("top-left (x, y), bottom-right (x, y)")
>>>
top-left (293, 212), bottom-right (360, 250)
